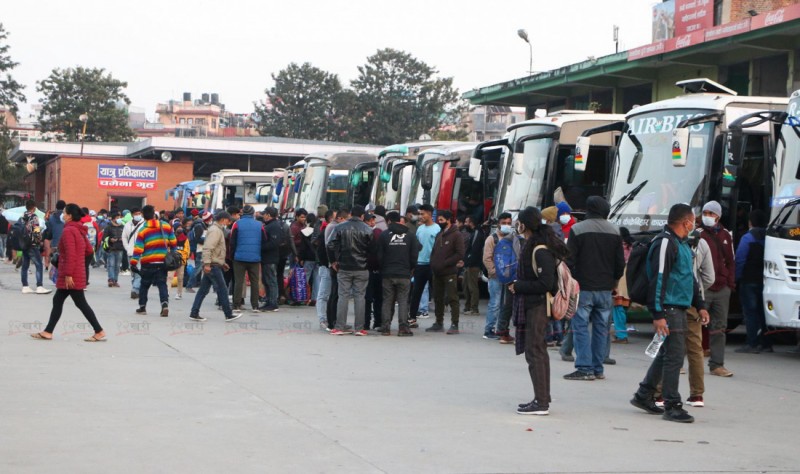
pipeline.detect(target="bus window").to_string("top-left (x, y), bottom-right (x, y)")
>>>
top-left (555, 146), bottom-right (609, 212)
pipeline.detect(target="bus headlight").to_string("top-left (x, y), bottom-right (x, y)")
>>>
top-left (764, 260), bottom-right (783, 280)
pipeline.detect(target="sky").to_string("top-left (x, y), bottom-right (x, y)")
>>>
top-left (3, 0), bottom-right (656, 120)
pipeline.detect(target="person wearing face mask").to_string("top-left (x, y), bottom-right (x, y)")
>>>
top-left (103, 210), bottom-right (125, 287)
top-left (556, 201), bottom-right (576, 241)
top-left (462, 216), bottom-right (485, 316)
top-left (630, 203), bottom-right (710, 424)
top-left (540, 206), bottom-right (564, 241)
top-left (427, 210), bottom-right (466, 334)
top-left (405, 205), bottom-right (420, 236)
top-left (408, 204), bottom-right (440, 328)
top-left (697, 200), bottom-right (736, 377)
top-left (122, 207), bottom-right (146, 299)
top-left (482, 213), bottom-right (517, 342)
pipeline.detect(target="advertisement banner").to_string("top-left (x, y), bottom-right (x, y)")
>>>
top-left (652, 0), bottom-right (676, 42)
top-left (675, 0), bottom-right (714, 36)
top-left (704, 18), bottom-right (751, 41)
top-left (751, 3), bottom-right (800, 30)
top-left (97, 164), bottom-right (158, 190)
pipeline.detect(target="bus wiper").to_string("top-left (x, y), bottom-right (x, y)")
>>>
top-left (608, 180), bottom-right (649, 220)
top-left (768, 197), bottom-right (800, 230)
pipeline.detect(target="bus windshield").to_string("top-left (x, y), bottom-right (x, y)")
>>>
top-left (326, 169), bottom-right (350, 210)
top-left (375, 159), bottom-right (412, 211)
top-left (607, 108), bottom-right (715, 231)
top-left (408, 161), bottom-right (443, 208)
top-left (770, 105), bottom-right (800, 232)
top-left (496, 136), bottom-right (552, 217)
top-left (296, 165), bottom-right (327, 212)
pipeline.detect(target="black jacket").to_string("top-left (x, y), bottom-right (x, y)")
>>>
top-left (327, 217), bottom-right (373, 271)
top-left (566, 196), bottom-right (625, 291)
top-left (104, 224), bottom-right (125, 251)
top-left (261, 218), bottom-right (282, 265)
top-left (514, 236), bottom-right (558, 309)
top-left (464, 228), bottom-right (485, 268)
top-left (0, 214), bottom-right (8, 235)
top-left (430, 225), bottom-right (465, 276)
top-left (377, 223), bottom-right (419, 278)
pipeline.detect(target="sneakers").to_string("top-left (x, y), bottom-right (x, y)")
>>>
top-left (604, 358), bottom-right (617, 365)
top-left (175, 294), bottom-right (182, 301)
top-left (251, 307), bottom-right (262, 313)
top-left (120, 270), bottom-right (131, 276)
top-left (663, 405), bottom-right (695, 423)
top-left (160, 304), bottom-right (169, 317)
top-left (425, 323), bottom-right (444, 333)
top-left (630, 393), bottom-right (665, 415)
top-left (408, 319), bottom-right (419, 328)
top-left (330, 328), bottom-right (352, 335)
top-left (594, 373), bottom-right (606, 380)
top-left (189, 315), bottom-right (207, 322)
top-left (655, 397), bottom-right (665, 408)
top-left (734, 345), bottom-right (760, 354)
top-left (560, 354), bottom-right (575, 362)
top-left (563, 370), bottom-right (596, 381)
top-left (319, 322), bottom-right (330, 331)
top-left (516, 400), bottom-right (549, 416)
top-left (378, 327), bottom-right (391, 336)
top-left (499, 335), bottom-right (515, 344)
top-left (259, 304), bottom-right (279, 312)
top-left (417, 312), bottom-right (430, 319)
top-left (136, 306), bottom-right (147, 315)
top-left (354, 330), bottom-right (369, 336)
top-left (758, 345), bottom-right (775, 353)
top-left (446, 325), bottom-right (459, 335)
top-left (130, 291), bottom-right (139, 300)
top-left (21, 286), bottom-right (34, 294)
top-left (226, 311), bottom-right (243, 322)
top-left (710, 367), bottom-right (733, 377)
top-left (397, 327), bottom-right (414, 337)
top-left (686, 396), bottom-right (704, 407)
top-left (186, 288), bottom-right (196, 293)
top-left (483, 330), bottom-right (500, 340)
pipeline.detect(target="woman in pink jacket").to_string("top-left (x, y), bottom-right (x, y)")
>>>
top-left (31, 204), bottom-right (106, 342)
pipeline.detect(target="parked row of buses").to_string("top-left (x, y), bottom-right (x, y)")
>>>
top-left (166, 78), bottom-right (800, 330)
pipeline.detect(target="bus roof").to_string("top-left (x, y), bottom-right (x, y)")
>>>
top-left (625, 93), bottom-right (789, 120)
top-left (210, 170), bottom-right (278, 178)
top-left (378, 141), bottom-right (465, 158)
top-left (417, 143), bottom-right (480, 168)
top-left (508, 113), bottom-right (625, 133)
top-left (303, 152), bottom-right (377, 168)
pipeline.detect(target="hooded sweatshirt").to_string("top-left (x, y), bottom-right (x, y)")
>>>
top-left (377, 222), bottom-right (419, 278)
top-left (566, 196), bottom-right (625, 291)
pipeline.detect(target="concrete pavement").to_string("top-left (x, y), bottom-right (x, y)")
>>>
top-left (0, 262), bottom-right (798, 473)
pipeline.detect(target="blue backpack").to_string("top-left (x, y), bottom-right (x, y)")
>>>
top-left (493, 235), bottom-right (522, 284)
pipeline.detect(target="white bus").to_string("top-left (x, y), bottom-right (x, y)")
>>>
top-left (204, 169), bottom-right (276, 213)
top-left (294, 152), bottom-right (377, 214)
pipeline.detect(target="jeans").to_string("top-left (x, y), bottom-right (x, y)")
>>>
top-left (432, 273), bottom-right (460, 326)
top-left (613, 305), bottom-right (628, 340)
top-left (304, 261), bottom-right (317, 300)
top-left (234, 260), bottom-right (261, 309)
top-left (485, 278), bottom-right (503, 333)
top-left (336, 269), bottom-right (369, 331)
top-left (740, 283), bottom-right (771, 349)
top-left (44, 289), bottom-right (103, 334)
top-left (315, 266), bottom-right (331, 323)
top-left (559, 320), bottom-right (574, 357)
top-left (410, 264), bottom-right (432, 319)
top-left (572, 290), bottom-right (612, 375)
top-left (187, 253), bottom-right (203, 288)
top-left (262, 263), bottom-right (278, 307)
top-left (705, 286), bottom-right (731, 370)
top-left (21, 247), bottom-right (44, 287)
top-left (420, 283), bottom-right (430, 313)
top-left (637, 307), bottom-right (688, 408)
top-left (139, 265), bottom-right (169, 309)
top-left (382, 277), bottom-right (411, 329)
top-left (190, 265), bottom-right (234, 318)
top-left (106, 250), bottom-right (122, 282)
top-left (132, 268), bottom-right (141, 292)
top-left (365, 270), bottom-right (383, 329)
top-left (0, 234), bottom-right (6, 259)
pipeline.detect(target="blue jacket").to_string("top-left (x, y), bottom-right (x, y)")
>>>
top-left (231, 215), bottom-right (264, 263)
top-left (646, 227), bottom-right (706, 320)
top-left (735, 227), bottom-right (766, 284)
top-left (48, 211), bottom-right (65, 247)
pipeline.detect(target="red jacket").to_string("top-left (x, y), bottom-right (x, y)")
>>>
top-left (699, 225), bottom-right (736, 291)
top-left (57, 221), bottom-right (93, 290)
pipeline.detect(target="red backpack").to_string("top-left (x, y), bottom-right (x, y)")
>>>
top-left (532, 245), bottom-right (580, 320)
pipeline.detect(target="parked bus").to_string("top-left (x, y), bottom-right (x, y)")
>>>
top-left (275, 161), bottom-right (306, 220)
top-left (470, 111), bottom-right (625, 221)
top-left (370, 141), bottom-right (462, 214)
top-left (293, 152), bottom-right (377, 214)
top-left (165, 180), bottom-right (207, 215)
top-left (203, 169), bottom-right (276, 213)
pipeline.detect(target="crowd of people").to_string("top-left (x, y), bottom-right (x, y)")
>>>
top-left (2, 194), bottom-right (797, 422)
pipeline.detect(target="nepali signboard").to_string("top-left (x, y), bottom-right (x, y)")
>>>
top-left (98, 164), bottom-right (158, 190)
top-left (675, 0), bottom-right (714, 36)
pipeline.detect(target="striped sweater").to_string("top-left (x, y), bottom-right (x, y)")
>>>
top-left (130, 219), bottom-right (177, 266)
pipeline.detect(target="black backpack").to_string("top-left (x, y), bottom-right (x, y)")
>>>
top-left (626, 238), bottom-right (656, 306)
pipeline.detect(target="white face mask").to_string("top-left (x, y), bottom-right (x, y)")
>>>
top-left (559, 214), bottom-right (571, 225)
top-left (541, 219), bottom-right (548, 225)
top-left (701, 215), bottom-right (717, 227)
top-left (133, 215), bottom-right (143, 222)
top-left (499, 224), bottom-right (513, 235)
top-left (60, 213), bottom-right (65, 223)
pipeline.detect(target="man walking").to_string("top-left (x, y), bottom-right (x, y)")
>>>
top-left (104, 210), bottom-right (125, 287)
top-left (463, 215), bottom-right (484, 316)
top-left (409, 204), bottom-right (440, 328)
top-left (189, 211), bottom-right (243, 322)
top-left (122, 207), bottom-right (146, 299)
top-left (258, 207), bottom-right (282, 312)
top-left (130, 205), bottom-right (176, 317)
top-left (327, 205), bottom-right (372, 336)
top-left (19, 200), bottom-right (50, 294)
top-left (482, 213), bottom-right (515, 341)
top-left (630, 203), bottom-right (709, 423)
top-left (186, 212), bottom-right (213, 292)
top-left (230, 205), bottom-right (265, 312)
top-left (699, 200), bottom-right (736, 377)
top-left (564, 196), bottom-right (624, 381)
top-left (735, 210), bottom-right (771, 354)
top-left (377, 211), bottom-right (419, 336)
top-left (427, 210), bottom-right (465, 335)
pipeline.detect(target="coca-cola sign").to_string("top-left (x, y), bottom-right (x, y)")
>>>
top-left (751, 4), bottom-right (800, 30)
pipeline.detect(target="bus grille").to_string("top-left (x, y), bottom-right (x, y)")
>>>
top-left (785, 255), bottom-right (800, 282)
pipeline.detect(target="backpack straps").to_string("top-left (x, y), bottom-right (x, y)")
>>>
top-left (531, 244), bottom-right (554, 317)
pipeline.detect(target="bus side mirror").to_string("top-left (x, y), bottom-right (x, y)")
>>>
top-left (513, 152), bottom-right (524, 175)
top-left (574, 136), bottom-right (591, 171)
top-left (391, 167), bottom-right (401, 191)
top-left (422, 163), bottom-right (434, 190)
top-left (468, 158), bottom-right (482, 181)
top-left (672, 128), bottom-right (690, 167)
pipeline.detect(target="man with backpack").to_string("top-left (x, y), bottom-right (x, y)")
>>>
top-left (483, 212), bottom-right (515, 340)
top-left (735, 209), bottom-right (771, 354)
top-left (630, 203), bottom-right (709, 424)
top-left (427, 210), bottom-right (466, 335)
top-left (103, 210), bottom-right (125, 287)
top-left (698, 200), bottom-right (736, 377)
top-left (122, 208), bottom-right (146, 299)
top-left (19, 200), bottom-right (51, 294)
top-left (564, 196), bottom-right (625, 381)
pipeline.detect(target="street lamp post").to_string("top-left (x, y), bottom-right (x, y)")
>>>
top-left (79, 113), bottom-right (89, 156)
top-left (517, 29), bottom-right (532, 76)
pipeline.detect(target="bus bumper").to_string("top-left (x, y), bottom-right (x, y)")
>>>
top-left (763, 280), bottom-right (800, 328)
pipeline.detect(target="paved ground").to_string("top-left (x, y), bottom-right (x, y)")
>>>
top-left (1, 262), bottom-right (799, 474)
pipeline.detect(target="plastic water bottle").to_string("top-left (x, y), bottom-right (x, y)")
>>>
top-left (645, 333), bottom-right (666, 358)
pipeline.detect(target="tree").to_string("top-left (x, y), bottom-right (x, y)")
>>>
top-left (0, 23), bottom-right (27, 195)
top-left (350, 48), bottom-right (465, 145)
top-left (254, 62), bottom-right (353, 141)
top-left (37, 66), bottom-right (134, 142)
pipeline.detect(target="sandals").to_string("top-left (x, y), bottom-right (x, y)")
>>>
top-left (30, 332), bottom-right (52, 340)
top-left (84, 334), bottom-right (107, 342)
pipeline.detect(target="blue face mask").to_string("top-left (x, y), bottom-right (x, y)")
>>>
top-left (60, 213), bottom-right (65, 223)
top-left (499, 225), bottom-right (513, 235)
top-left (115, 218), bottom-right (123, 225)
